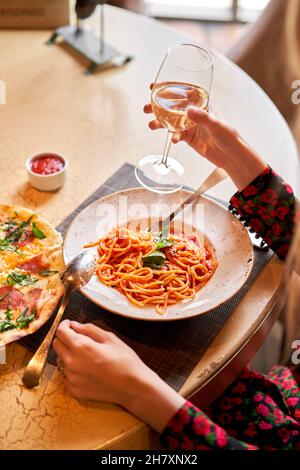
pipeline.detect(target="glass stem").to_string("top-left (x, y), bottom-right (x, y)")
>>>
top-left (161, 131), bottom-right (172, 166)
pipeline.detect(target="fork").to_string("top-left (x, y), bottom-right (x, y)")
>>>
top-left (149, 167), bottom-right (228, 233)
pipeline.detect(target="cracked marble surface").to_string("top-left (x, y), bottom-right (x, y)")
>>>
top-left (0, 344), bottom-right (139, 450)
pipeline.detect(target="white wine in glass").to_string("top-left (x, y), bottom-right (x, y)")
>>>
top-left (135, 44), bottom-right (213, 194)
top-left (151, 82), bottom-right (209, 133)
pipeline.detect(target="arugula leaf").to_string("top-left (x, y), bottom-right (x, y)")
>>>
top-left (17, 318), bottom-right (34, 329)
top-left (0, 320), bottom-right (16, 332)
top-left (0, 240), bottom-right (10, 251)
top-left (0, 245), bottom-right (23, 255)
top-left (19, 216), bottom-right (33, 229)
top-left (39, 269), bottom-right (58, 277)
top-left (0, 306), bottom-right (35, 333)
top-left (5, 307), bottom-right (12, 321)
top-left (0, 304), bottom-right (16, 332)
top-left (16, 306), bottom-right (29, 320)
top-left (9, 229), bottom-right (24, 243)
top-left (16, 307), bottom-right (35, 329)
top-left (5, 271), bottom-right (38, 287)
top-left (0, 216), bottom-right (35, 253)
top-left (6, 215), bottom-right (33, 242)
top-left (142, 251), bottom-right (166, 269)
top-left (31, 222), bottom-right (46, 239)
top-left (0, 239), bottom-right (22, 254)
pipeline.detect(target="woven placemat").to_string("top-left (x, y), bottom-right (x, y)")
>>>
top-left (20, 163), bottom-right (273, 391)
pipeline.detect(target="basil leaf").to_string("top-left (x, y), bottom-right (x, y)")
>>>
top-left (0, 216), bottom-right (35, 252)
top-left (31, 222), bottom-right (46, 239)
top-left (142, 251), bottom-right (166, 269)
top-left (39, 269), bottom-right (58, 277)
top-left (153, 226), bottom-right (174, 251)
top-left (5, 272), bottom-right (38, 287)
top-left (156, 239), bottom-right (174, 250)
top-left (0, 320), bottom-right (16, 332)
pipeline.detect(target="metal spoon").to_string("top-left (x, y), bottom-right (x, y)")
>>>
top-left (22, 250), bottom-right (95, 389)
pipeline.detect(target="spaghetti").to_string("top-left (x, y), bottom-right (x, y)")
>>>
top-left (87, 227), bottom-right (217, 315)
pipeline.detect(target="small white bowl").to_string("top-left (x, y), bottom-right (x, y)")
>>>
top-left (26, 153), bottom-right (68, 191)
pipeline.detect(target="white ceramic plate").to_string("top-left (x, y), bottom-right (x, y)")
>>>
top-left (63, 188), bottom-right (253, 321)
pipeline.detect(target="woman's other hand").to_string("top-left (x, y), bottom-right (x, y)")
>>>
top-left (53, 320), bottom-right (185, 433)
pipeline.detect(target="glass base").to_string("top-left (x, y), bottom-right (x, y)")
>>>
top-left (135, 155), bottom-right (185, 194)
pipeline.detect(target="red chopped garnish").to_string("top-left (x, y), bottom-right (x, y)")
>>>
top-left (31, 155), bottom-right (64, 175)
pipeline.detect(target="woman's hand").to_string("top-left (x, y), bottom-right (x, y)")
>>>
top-left (53, 320), bottom-right (185, 433)
top-left (144, 103), bottom-right (267, 191)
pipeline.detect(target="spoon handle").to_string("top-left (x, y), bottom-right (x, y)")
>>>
top-left (22, 288), bottom-right (71, 389)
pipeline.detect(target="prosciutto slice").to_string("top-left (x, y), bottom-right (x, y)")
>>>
top-left (17, 254), bottom-right (49, 274)
top-left (26, 288), bottom-right (42, 316)
top-left (0, 286), bottom-right (26, 310)
top-left (16, 228), bottom-right (35, 247)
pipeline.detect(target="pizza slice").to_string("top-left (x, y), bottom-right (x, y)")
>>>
top-left (0, 204), bottom-right (62, 272)
top-left (0, 204), bottom-right (64, 345)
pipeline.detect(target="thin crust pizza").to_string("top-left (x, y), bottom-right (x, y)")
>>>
top-left (0, 204), bottom-right (64, 345)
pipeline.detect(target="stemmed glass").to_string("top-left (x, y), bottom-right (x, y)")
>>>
top-left (135, 43), bottom-right (213, 194)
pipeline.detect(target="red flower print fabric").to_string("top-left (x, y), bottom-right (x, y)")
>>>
top-left (161, 366), bottom-right (300, 450)
top-left (229, 166), bottom-right (295, 259)
top-left (160, 167), bottom-right (300, 450)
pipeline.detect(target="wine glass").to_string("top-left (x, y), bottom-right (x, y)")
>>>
top-left (135, 43), bottom-right (213, 194)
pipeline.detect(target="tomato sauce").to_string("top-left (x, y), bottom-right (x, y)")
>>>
top-left (31, 154), bottom-right (65, 175)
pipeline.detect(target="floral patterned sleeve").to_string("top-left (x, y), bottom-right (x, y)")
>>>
top-left (160, 401), bottom-right (257, 450)
top-left (229, 166), bottom-right (295, 259)
top-left (160, 167), bottom-right (298, 451)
